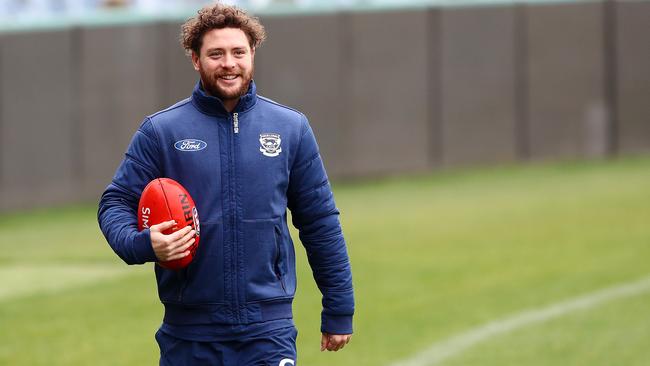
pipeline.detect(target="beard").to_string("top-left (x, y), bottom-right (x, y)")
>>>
top-left (198, 64), bottom-right (254, 103)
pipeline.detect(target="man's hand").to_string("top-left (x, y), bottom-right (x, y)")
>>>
top-left (150, 220), bottom-right (196, 262)
top-left (321, 333), bottom-right (352, 352)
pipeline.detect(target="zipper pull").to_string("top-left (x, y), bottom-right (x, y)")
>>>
top-left (233, 112), bottom-right (239, 134)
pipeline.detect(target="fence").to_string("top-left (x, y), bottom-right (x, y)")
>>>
top-left (0, 0), bottom-right (649, 211)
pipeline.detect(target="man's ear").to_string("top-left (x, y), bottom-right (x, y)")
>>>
top-left (191, 51), bottom-right (200, 71)
top-left (251, 47), bottom-right (255, 60)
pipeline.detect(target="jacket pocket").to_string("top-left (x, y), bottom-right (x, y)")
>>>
top-left (156, 222), bottom-right (226, 304)
top-left (155, 264), bottom-right (189, 303)
top-left (243, 219), bottom-right (288, 302)
top-left (273, 225), bottom-right (287, 294)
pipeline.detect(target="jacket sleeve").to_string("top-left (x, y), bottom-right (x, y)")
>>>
top-left (97, 118), bottom-right (161, 265)
top-left (287, 116), bottom-right (354, 335)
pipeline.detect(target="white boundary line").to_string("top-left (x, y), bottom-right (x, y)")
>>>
top-left (0, 264), bottom-right (136, 301)
top-left (390, 275), bottom-right (650, 366)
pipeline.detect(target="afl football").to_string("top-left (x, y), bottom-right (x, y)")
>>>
top-left (138, 178), bottom-right (200, 270)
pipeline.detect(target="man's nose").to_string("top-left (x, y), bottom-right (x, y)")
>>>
top-left (222, 54), bottom-right (236, 69)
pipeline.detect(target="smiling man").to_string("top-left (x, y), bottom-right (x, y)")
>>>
top-left (97, 3), bottom-right (354, 366)
top-left (191, 27), bottom-right (254, 111)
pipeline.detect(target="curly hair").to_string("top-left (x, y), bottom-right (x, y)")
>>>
top-left (181, 3), bottom-right (267, 56)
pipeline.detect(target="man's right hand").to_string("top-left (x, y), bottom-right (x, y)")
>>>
top-left (149, 220), bottom-right (196, 262)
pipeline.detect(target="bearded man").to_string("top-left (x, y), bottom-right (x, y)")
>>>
top-left (98, 3), bottom-right (354, 365)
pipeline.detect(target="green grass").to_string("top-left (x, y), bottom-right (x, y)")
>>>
top-left (446, 290), bottom-right (650, 366)
top-left (1, 157), bottom-right (649, 365)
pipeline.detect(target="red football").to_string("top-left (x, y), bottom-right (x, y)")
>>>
top-left (138, 178), bottom-right (200, 270)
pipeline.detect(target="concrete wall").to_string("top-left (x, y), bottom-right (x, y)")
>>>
top-left (341, 10), bottom-right (432, 177)
top-left (0, 30), bottom-right (77, 211)
top-left (255, 13), bottom-right (347, 177)
top-left (78, 23), bottom-right (168, 201)
top-left (162, 21), bottom-right (197, 107)
top-left (0, 34), bottom-right (4, 210)
top-left (0, 0), bottom-right (648, 211)
top-left (615, 0), bottom-right (650, 154)
top-left (440, 5), bottom-right (518, 166)
top-left (525, 2), bottom-right (608, 160)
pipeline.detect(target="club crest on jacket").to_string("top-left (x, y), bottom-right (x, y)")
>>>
top-left (259, 133), bottom-right (282, 157)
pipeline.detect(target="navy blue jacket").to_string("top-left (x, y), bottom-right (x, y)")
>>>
top-left (98, 81), bottom-right (354, 335)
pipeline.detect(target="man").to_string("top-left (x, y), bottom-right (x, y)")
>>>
top-left (97, 3), bottom-right (354, 365)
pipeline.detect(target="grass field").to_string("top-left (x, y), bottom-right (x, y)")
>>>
top-left (1, 156), bottom-right (649, 365)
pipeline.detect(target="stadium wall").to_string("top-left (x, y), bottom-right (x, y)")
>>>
top-left (255, 14), bottom-right (348, 177)
top-left (439, 5), bottom-right (519, 166)
top-left (0, 0), bottom-right (648, 212)
top-left (525, 1), bottom-right (609, 160)
top-left (0, 30), bottom-right (78, 210)
top-left (615, 0), bottom-right (650, 155)
top-left (78, 23), bottom-right (168, 199)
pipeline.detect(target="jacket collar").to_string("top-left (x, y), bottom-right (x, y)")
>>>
top-left (191, 79), bottom-right (258, 116)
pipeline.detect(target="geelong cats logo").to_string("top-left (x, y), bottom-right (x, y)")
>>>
top-left (259, 133), bottom-right (282, 157)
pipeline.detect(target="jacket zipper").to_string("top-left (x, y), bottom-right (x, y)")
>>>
top-left (230, 112), bottom-right (240, 322)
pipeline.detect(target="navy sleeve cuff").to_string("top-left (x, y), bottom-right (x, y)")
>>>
top-left (133, 229), bottom-right (158, 264)
top-left (321, 313), bottom-right (353, 335)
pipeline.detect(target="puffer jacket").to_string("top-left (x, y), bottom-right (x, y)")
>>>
top-left (98, 81), bottom-right (354, 334)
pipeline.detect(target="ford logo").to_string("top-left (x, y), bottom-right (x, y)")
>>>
top-left (174, 139), bottom-right (207, 151)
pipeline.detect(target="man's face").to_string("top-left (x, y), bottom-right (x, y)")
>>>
top-left (192, 28), bottom-right (255, 105)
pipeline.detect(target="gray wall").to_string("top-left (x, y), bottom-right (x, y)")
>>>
top-left (255, 14), bottom-right (347, 177)
top-left (440, 6), bottom-right (519, 166)
top-left (0, 30), bottom-right (77, 210)
top-left (0, 0), bottom-right (648, 212)
top-left (162, 21), bottom-right (197, 106)
top-left (79, 24), bottom-right (168, 198)
top-left (0, 33), bottom-right (4, 210)
top-left (525, 2), bottom-right (609, 160)
top-left (615, 0), bottom-right (650, 154)
top-left (342, 10), bottom-right (432, 177)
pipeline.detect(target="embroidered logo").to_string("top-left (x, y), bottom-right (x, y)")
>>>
top-left (259, 133), bottom-right (282, 157)
top-left (279, 359), bottom-right (295, 366)
top-left (174, 139), bottom-right (207, 152)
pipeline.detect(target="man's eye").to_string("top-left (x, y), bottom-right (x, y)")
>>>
top-left (235, 50), bottom-right (246, 56)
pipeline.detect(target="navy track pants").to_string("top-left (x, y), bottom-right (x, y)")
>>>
top-left (155, 326), bottom-right (297, 366)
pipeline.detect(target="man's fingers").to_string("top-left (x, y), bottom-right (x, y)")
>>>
top-left (179, 228), bottom-right (197, 246)
top-left (150, 220), bottom-right (176, 232)
top-left (165, 233), bottom-right (196, 260)
top-left (327, 336), bottom-right (338, 351)
top-left (168, 225), bottom-right (193, 241)
top-left (333, 337), bottom-right (344, 351)
top-left (321, 334), bottom-right (329, 352)
top-left (165, 248), bottom-right (191, 261)
top-left (150, 225), bottom-right (196, 262)
top-left (171, 230), bottom-right (196, 250)
top-left (323, 334), bottom-right (351, 352)
top-left (170, 237), bottom-right (196, 256)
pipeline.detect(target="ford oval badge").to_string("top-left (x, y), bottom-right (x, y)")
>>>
top-left (174, 139), bottom-right (207, 152)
